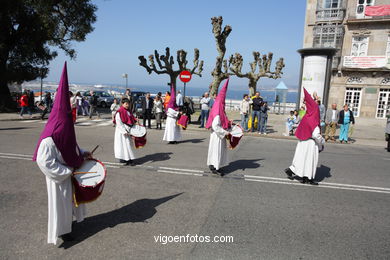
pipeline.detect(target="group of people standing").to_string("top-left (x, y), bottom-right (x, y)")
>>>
top-left (239, 91), bottom-right (269, 134)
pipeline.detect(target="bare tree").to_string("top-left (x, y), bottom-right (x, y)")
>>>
top-left (229, 51), bottom-right (285, 96)
top-left (138, 47), bottom-right (203, 91)
top-left (209, 16), bottom-right (233, 96)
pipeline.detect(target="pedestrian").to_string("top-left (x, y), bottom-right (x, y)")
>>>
top-left (33, 63), bottom-right (90, 244)
top-left (251, 91), bottom-right (263, 133)
top-left (206, 78), bottom-right (230, 176)
top-left (163, 85), bottom-right (182, 144)
top-left (75, 92), bottom-right (83, 116)
top-left (114, 98), bottom-right (137, 166)
top-left (199, 92), bottom-right (211, 128)
top-left (298, 105), bottom-right (306, 119)
top-left (36, 100), bottom-right (48, 120)
top-left (163, 91), bottom-right (171, 110)
top-left (28, 90), bottom-right (35, 112)
top-left (81, 96), bottom-right (89, 116)
top-left (110, 98), bottom-right (120, 126)
top-left (88, 90), bottom-right (100, 119)
top-left (19, 91), bottom-right (32, 118)
top-left (44, 92), bottom-right (52, 112)
top-left (209, 93), bottom-right (217, 108)
top-left (284, 110), bottom-right (295, 136)
top-left (69, 91), bottom-right (77, 123)
top-left (153, 95), bottom-right (163, 130)
top-left (385, 110), bottom-right (390, 152)
top-left (324, 103), bottom-right (339, 142)
top-left (176, 90), bottom-right (184, 110)
top-left (338, 104), bottom-right (355, 143)
top-left (141, 92), bottom-right (153, 129)
top-left (122, 88), bottom-right (134, 113)
top-left (240, 94), bottom-right (250, 131)
top-left (284, 88), bottom-right (325, 185)
top-left (317, 99), bottom-right (326, 132)
top-left (259, 101), bottom-right (269, 135)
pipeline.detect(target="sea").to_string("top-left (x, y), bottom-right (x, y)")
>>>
top-left (21, 82), bottom-right (298, 103)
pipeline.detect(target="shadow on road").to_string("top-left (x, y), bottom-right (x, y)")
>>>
top-left (0, 127), bottom-right (31, 131)
top-left (60, 193), bottom-right (183, 249)
top-left (137, 152), bottom-right (173, 164)
top-left (315, 164), bottom-right (332, 182)
top-left (221, 158), bottom-right (264, 174)
top-left (179, 138), bottom-right (205, 144)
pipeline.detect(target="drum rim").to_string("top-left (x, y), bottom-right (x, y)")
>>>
top-left (130, 124), bottom-right (147, 137)
top-left (73, 158), bottom-right (107, 188)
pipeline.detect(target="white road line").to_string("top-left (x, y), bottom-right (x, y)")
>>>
top-left (97, 121), bottom-right (113, 126)
top-left (245, 178), bottom-right (390, 194)
top-left (383, 158), bottom-right (390, 161)
top-left (245, 175), bottom-right (390, 192)
top-left (157, 170), bottom-right (203, 177)
top-left (0, 152), bottom-right (32, 158)
top-left (0, 155), bottom-right (32, 161)
top-left (76, 122), bottom-right (93, 126)
top-left (106, 165), bottom-right (120, 169)
top-left (19, 120), bottom-right (36, 123)
top-left (159, 166), bottom-right (204, 173)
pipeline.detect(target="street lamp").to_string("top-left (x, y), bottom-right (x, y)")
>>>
top-left (122, 73), bottom-right (128, 89)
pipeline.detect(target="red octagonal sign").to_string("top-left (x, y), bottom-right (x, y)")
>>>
top-left (179, 70), bottom-right (192, 83)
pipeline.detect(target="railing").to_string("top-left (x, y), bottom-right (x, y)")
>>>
top-left (313, 24), bottom-right (344, 37)
top-left (316, 9), bottom-right (345, 22)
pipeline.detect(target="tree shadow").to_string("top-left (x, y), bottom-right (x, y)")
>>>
top-left (179, 138), bottom-right (205, 144)
top-left (136, 152), bottom-right (173, 164)
top-left (315, 164), bottom-right (332, 182)
top-left (60, 193), bottom-right (183, 249)
top-left (221, 158), bottom-right (263, 174)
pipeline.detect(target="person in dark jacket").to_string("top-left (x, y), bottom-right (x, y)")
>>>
top-left (338, 105), bottom-right (355, 143)
top-left (88, 90), bottom-right (100, 119)
top-left (250, 91), bottom-right (263, 133)
top-left (141, 92), bottom-right (154, 129)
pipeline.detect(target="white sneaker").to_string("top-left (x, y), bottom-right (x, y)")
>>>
top-left (258, 132), bottom-right (262, 135)
top-left (263, 132), bottom-right (267, 135)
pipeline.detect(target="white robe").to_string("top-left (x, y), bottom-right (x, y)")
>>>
top-left (114, 113), bottom-right (136, 161)
top-left (36, 137), bottom-right (86, 245)
top-left (163, 108), bottom-right (181, 142)
top-left (207, 116), bottom-right (229, 170)
top-left (289, 126), bottom-right (325, 179)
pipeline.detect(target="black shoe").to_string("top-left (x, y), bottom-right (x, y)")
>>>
top-left (307, 179), bottom-right (318, 185)
top-left (301, 177), bottom-right (309, 184)
top-left (209, 165), bottom-right (216, 171)
top-left (127, 160), bottom-right (135, 166)
top-left (217, 170), bottom-right (225, 177)
top-left (284, 168), bottom-right (295, 180)
top-left (60, 233), bottom-right (75, 242)
top-left (168, 141), bottom-right (175, 144)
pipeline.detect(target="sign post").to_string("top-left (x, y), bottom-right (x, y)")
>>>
top-left (179, 70), bottom-right (192, 99)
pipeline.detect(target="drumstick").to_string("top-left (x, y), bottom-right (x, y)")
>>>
top-left (91, 145), bottom-right (99, 155)
top-left (74, 171), bottom-right (97, 175)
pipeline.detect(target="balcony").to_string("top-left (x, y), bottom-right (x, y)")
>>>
top-left (313, 24), bottom-right (344, 37)
top-left (316, 8), bottom-right (345, 22)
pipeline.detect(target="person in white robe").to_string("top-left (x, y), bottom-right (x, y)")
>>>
top-left (285, 88), bottom-right (324, 185)
top-left (206, 78), bottom-right (231, 176)
top-left (33, 62), bottom-right (91, 244)
top-left (114, 98), bottom-right (137, 166)
top-left (163, 84), bottom-right (181, 144)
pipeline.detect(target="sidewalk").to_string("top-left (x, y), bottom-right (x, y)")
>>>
top-left (0, 111), bottom-right (388, 148)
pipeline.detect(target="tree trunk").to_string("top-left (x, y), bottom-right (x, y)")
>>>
top-left (209, 76), bottom-right (225, 96)
top-left (248, 79), bottom-right (258, 97)
top-left (0, 60), bottom-right (16, 112)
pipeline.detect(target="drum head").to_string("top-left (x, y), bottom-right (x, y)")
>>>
top-left (74, 160), bottom-right (106, 187)
top-left (230, 125), bottom-right (243, 137)
top-left (130, 125), bottom-right (147, 137)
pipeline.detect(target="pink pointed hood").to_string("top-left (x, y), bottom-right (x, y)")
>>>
top-left (295, 88), bottom-right (320, 141)
top-left (206, 78), bottom-right (230, 130)
top-left (166, 83), bottom-right (177, 110)
top-left (33, 62), bottom-right (84, 168)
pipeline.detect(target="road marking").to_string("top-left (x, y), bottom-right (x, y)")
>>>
top-left (97, 121), bottom-right (113, 126)
top-left (159, 166), bottom-right (204, 173)
top-left (106, 165), bottom-right (120, 169)
top-left (0, 155), bottom-right (32, 161)
top-left (19, 120), bottom-right (36, 123)
top-left (0, 152), bottom-right (32, 158)
top-left (157, 169), bottom-right (203, 177)
top-left (76, 122), bottom-right (93, 126)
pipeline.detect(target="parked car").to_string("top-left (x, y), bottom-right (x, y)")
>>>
top-left (83, 91), bottom-right (115, 108)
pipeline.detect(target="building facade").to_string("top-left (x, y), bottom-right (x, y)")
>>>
top-left (303, 0), bottom-right (390, 118)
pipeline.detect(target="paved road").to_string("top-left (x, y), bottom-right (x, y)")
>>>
top-left (0, 120), bottom-right (389, 259)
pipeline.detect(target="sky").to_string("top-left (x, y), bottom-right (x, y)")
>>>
top-left (45, 0), bottom-right (307, 91)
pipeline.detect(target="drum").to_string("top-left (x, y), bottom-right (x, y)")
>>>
top-left (72, 159), bottom-right (106, 207)
top-left (226, 124), bottom-right (243, 149)
top-left (130, 124), bottom-right (147, 148)
top-left (177, 114), bottom-right (189, 130)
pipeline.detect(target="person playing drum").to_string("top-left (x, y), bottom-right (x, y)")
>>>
top-left (206, 78), bottom-right (231, 176)
top-left (33, 63), bottom-right (92, 245)
top-left (163, 83), bottom-right (182, 144)
top-left (113, 98), bottom-right (137, 166)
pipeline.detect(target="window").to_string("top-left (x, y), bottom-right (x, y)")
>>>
top-left (351, 36), bottom-right (369, 56)
top-left (313, 23), bottom-right (344, 48)
top-left (356, 0), bottom-right (375, 18)
top-left (344, 87), bottom-right (362, 117)
top-left (376, 89), bottom-right (390, 118)
top-left (386, 36), bottom-right (390, 57)
top-left (323, 0), bottom-right (341, 8)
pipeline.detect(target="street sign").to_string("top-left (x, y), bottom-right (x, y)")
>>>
top-left (179, 70), bottom-right (192, 83)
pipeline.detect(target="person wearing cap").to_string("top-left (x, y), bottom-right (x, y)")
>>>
top-left (163, 84), bottom-right (182, 144)
top-left (33, 63), bottom-right (91, 245)
top-left (206, 78), bottom-right (231, 176)
top-left (284, 88), bottom-right (325, 185)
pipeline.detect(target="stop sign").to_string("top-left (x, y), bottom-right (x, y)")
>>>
top-left (179, 70), bottom-right (192, 83)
